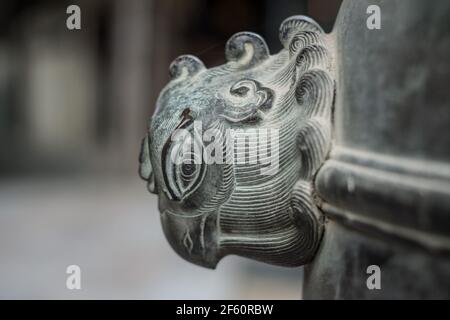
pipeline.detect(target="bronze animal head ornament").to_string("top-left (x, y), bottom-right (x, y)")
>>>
top-left (139, 16), bottom-right (335, 268)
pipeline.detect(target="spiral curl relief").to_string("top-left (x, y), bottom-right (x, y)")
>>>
top-left (274, 16), bottom-right (333, 265)
top-left (225, 32), bottom-right (269, 68)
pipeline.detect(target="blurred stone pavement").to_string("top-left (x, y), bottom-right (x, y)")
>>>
top-left (0, 175), bottom-right (303, 299)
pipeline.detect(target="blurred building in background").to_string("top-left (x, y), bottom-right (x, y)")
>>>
top-left (0, 0), bottom-right (341, 299)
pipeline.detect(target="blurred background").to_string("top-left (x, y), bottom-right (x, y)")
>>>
top-left (0, 0), bottom-right (341, 299)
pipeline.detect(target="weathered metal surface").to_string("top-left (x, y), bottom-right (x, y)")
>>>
top-left (139, 16), bottom-right (335, 268)
top-left (304, 0), bottom-right (450, 299)
top-left (140, 0), bottom-right (450, 299)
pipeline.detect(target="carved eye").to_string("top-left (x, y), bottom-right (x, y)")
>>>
top-left (162, 129), bottom-right (206, 201)
top-left (180, 162), bottom-right (196, 181)
top-left (176, 145), bottom-right (203, 189)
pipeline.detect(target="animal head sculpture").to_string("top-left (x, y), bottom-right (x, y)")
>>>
top-left (139, 16), bottom-right (335, 268)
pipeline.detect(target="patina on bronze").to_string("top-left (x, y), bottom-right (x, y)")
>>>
top-left (303, 0), bottom-right (450, 299)
top-left (140, 0), bottom-right (450, 299)
top-left (139, 15), bottom-right (335, 268)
